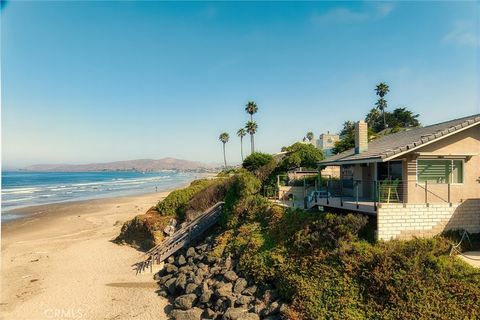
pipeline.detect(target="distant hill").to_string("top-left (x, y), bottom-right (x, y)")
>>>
top-left (22, 158), bottom-right (220, 172)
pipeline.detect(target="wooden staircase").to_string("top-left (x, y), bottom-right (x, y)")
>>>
top-left (133, 202), bottom-right (224, 274)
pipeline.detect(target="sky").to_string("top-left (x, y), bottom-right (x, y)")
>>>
top-left (1, 1), bottom-right (479, 168)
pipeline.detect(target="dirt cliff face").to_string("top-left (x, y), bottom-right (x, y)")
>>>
top-left (114, 207), bottom-right (170, 251)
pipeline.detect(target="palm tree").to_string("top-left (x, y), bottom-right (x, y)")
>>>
top-left (245, 101), bottom-right (258, 121)
top-left (237, 128), bottom-right (247, 162)
top-left (375, 82), bottom-right (390, 129)
top-left (375, 98), bottom-right (388, 129)
top-left (219, 132), bottom-right (230, 169)
top-left (245, 121), bottom-right (258, 154)
top-left (306, 131), bottom-right (314, 143)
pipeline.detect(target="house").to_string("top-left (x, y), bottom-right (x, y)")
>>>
top-left (317, 132), bottom-right (340, 157)
top-left (314, 114), bottom-right (480, 241)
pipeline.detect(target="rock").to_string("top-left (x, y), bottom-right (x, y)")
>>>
top-left (263, 290), bottom-right (278, 303)
top-left (199, 290), bottom-right (213, 304)
top-left (233, 278), bottom-right (248, 294)
top-left (177, 255), bottom-right (187, 266)
top-left (214, 298), bottom-right (225, 311)
top-left (203, 308), bottom-right (216, 319)
top-left (165, 263), bottom-right (178, 274)
top-left (242, 285), bottom-right (257, 296)
top-left (175, 273), bottom-right (188, 291)
top-left (263, 316), bottom-right (281, 320)
top-left (207, 255), bottom-right (217, 265)
top-left (266, 301), bottom-right (280, 315)
top-left (174, 293), bottom-right (198, 310)
top-left (170, 307), bottom-right (203, 320)
top-left (222, 307), bottom-right (248, 320)
top-left (165, 278), bottom-right (177, 295)
top-left (158, 274), bottom-right (173, 285)
top-left (185, 283), bottom-right (198, 294)
top-left (251, 301), bottom-right (266, 315)
top-left (193, 274), bottom-right (204, 285)
top-left (278, 302), bottom-right (288, 315)
top-left (241, 314), bottom-right (260, 320)
top-left (223, 270), bottom-right (238, 282)
top-left (236, 295), bottom-right (254, 306)
top-left (215, 282), bottom-right (233, 297)
top-left (186, 247), bottom-right (196, 258)
top-left (157, 290), bottom-right (168, 298)
top-left (210, 266), bottom-right (222, 274)
top-left (224, 255), bottom-right (232, 270)
top-left (167, 256), bottom-right (175, 264)
top-left (196, 243), bottom-right (208, 252)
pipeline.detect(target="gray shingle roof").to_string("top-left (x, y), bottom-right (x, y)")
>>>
top-left (319, 114), bottom-right (480, 165)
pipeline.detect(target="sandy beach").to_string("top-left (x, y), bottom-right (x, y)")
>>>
top-left (1, 192), bottom-right (172, 320)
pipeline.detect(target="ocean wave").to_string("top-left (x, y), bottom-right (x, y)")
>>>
top-left (2, 196), bottom-right (35, 203)
top-left (2, 187), bottom-right (42, 194)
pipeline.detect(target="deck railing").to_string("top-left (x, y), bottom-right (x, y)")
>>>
top-left (311, 179), bottom-right (461, 211)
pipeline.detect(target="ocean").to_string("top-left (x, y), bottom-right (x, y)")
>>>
top-left (1, 171), bottom-right (199, 221)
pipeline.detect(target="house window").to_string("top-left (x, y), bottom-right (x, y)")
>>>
top-left (417, 159), bottom-right (464, 184)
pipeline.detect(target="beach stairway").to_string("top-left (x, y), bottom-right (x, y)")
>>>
top-left (133, 202), bottom-right (224, 274)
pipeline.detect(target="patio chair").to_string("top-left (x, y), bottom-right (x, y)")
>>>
top-left (378, 179), bottom-right (400, 203)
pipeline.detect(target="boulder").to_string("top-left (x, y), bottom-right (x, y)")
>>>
top-left (266, 301), bottom-right (280, 315)
top-left (242, 285), bottom-right (257, 296)
top-left (177, 255), bottom-right (187, 266)
top-left (157, 289), bottom-right (168, 298)
top-left (173, 293), bottom-right (198, 310)
top-left (185, 283), bottom-right (198, 294)
top-left (203, 308), bottom-right (216, 319)
top-left (199, 290), bottom-right (213, 304)
top-left (222, 307), bottom-right (248, 320)
top-left (165, 263), bottom-right (178, 274)
top-left (224, 255), bottom-right (232, 270)
top-left (233, 278), bottom-right (248, 294)
top-left (186, 247), bottom-right (196, 258)
top-left (166, 278), bottom-right (178, 295)
top-left (175, 273), bottom-right (188, 291)
top-left (158, 274), bottom-right (173, 285)
top-left (223, 270), bottom-right (238, 282)
top-left (263, 290), bottom-right (278, 303)
top-left (236, 295), bottom-right (254, 306)
top-left (241, 314), bottom-right (260, 320)
top-left (170, 307), bottom-right (203, 320)
top-left (215, 282), bottom-right (233, 298)
top-left (167, 256), bottom-right (175, 264)
top-left (196, 243), bottom-right (208, 252)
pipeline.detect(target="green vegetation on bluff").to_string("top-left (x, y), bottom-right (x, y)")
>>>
top-left (210, 165), bottom-right (480, 319)
top-left (117, 144), bottom-right (479, 319)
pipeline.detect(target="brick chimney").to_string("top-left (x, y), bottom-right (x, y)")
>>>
top-left (355, 120), bottom-right (368, 154)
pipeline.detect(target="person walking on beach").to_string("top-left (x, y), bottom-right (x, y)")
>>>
top-left (155, 186), bottom-right (158, 192)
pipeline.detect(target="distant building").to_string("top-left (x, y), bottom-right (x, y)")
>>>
top-left (317, 132), bottom-right (340, 157)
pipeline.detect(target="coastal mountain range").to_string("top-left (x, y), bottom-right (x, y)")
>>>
top-left (21, 158), bottom-right (219, 172)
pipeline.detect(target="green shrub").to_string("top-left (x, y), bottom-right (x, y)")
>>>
top-left (156, 179), bottom-right (213, 217)
top-left (242, 152), bottom-right (274, 172)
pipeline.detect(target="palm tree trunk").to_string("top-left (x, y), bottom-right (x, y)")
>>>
top-left (223, 143), bottom-right (227, 168)
top-left (252, 134), bottom-right (255, 153)
top-left (383, 111), bottom-right (387, 129)
top-left (250, 134), bottom-right (254, 154)
top-left (240, 137), bottom-right (244, 161)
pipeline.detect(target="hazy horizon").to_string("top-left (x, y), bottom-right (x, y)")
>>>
top-left (2, 1), bottom-right (479, 167)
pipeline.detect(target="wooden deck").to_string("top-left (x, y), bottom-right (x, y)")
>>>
top-left (309, 197), bottom-right (377, 215)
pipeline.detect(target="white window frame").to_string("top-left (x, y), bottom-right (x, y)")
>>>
top-left (416, 158), bottom-right (464, 185)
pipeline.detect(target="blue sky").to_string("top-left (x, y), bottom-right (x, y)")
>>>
top-left (2, 1), bottom-right (479, 168)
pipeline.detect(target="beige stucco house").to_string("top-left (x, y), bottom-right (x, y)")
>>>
top-left (315, 114), bottom-right (480, 240)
